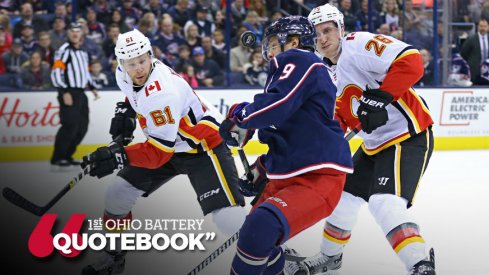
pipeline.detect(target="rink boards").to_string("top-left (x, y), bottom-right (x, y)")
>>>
top-left (1, 88), bottom-right (488, 161)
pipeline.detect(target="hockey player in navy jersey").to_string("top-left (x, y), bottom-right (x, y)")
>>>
top-left (219, 16), bottom-right (353, 275)
top-left (285, 4), bottom-right (436, 275)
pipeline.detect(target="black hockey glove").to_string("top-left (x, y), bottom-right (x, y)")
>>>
top-left (238, 155), bottom-right (268, 197)
top-left (357, 88), bottom-right (393, 134)
top-left (109, 102), bottom-right (137, 146)
top-left (219, 103), bottom-right (254, 148)
top-left (81, 141), bottom-right (128, 179)
top-left (219, 119), bottom-right (255, 148)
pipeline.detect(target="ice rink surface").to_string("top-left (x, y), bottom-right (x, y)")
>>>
top-left (1, 150), bottom-right (488, 275)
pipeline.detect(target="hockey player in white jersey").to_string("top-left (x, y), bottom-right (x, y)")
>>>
top-left (285, 4), bottom-right (436, 275)
top-left (80, 29), bottom-right (247, 275)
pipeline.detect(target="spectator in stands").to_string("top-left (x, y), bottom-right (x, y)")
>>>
top-left (250, 0), bottom-right (269, 25)
top-left (18, 23), bottom-right (38, 56)
top-left (241, 10), bottom-right (264, 44)
top-left (356, 0), bottom-right (382, 31)
top-left (153, 16), bottom-right (185, 65)
top-left (185, 5), bottom-right (215, 37)
top-left (0, 25), bottom-right (11, 75)
top-left (86, 7), bottom-right (107, 45)
top-left (91, 0), bottom-right (114, 26)
top-left (152, 45), bottom-right (172, 67)
top-left (12, 2), bottom-right (48, 38)
top-left (214, 9), bottom-right (226, 30)
top-left (2, 39), bottom-right (28, 87)
top-left (53, 1), bottom-right (70, 26)
top-left (381, 0), bottom-right (400, 31)
top-left (179, 64), bottom-right (199, 88)
top-left (119, 0), bottom-right (141, 30)
top-left (339, 0), bottom-right (358, 32)
top-left (78, 18), bottom-right (109, 70)
top-left (191, 46), bottom-right (224, 87)
top-left (213, 9), bottom-right (238, 39)
top-left (184, 23), bottom-right (202, 52)
top-left (175, 44), bottom-right (192, 72)
top-left (243, 48), bottom-right (268, 87)
top-left (137, 12), bottom-right (158, 39)
top-left (168, 0), bottom-right (191, 28)
top-left (37, 31), bottom-right (54, 64)
top-left (230, 34), bottom-right (252, 72)
top-left (143, 0), bottom-right (166, 20)
top-left (107, 59), bottom-right (118, 86)
top-left (448, 49), bottom-right (473, 87)
top-left (417, 48), bottom-right (434, 86)
top-left (102, 23), bottom-right (120, 62)
top-left (49, 16), bottom-right (67, 50)
top-left (27, 0), bottom-right (48, 13)
top-left (89, 59), bottom-right (109, 88)
top-left (108, 9), bottom-right (130, 33)
top-left (18, 50), bottom-right (52, 90)
top-left (202, 35), bottom-right (225, 70)
top-left (0, 13), bottom-right (10, 32)
top-left (377, 23), bottom-right (391, 35)
top-left (212, 29), bottom-right (226, 52)
top-left (404, 0), bottom-right (425, 34)
top-left (230, 0), bottom-right (247, 25)
top-left (461, 18), bottom-right (489, 85)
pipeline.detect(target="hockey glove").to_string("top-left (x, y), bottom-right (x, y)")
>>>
top-left (238, 155), bottom-right (268, 197)
top-left (219, 102), bottom-right (255, 148)
top-left (357, 88), bottom-right (393, 134)
top-left (109, 102), bottom-right (137, 146)
top-left (81, 141), bottom-right (128, 178)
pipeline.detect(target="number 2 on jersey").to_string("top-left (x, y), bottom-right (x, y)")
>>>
top-left (150, 106), bottom-right (175, 126)
top-left (364, 34), bottom-right (393, 57)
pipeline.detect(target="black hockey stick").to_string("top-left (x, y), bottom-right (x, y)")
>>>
top-left (345, 127), bottom-right (360, 141)
top-left (187, 231), bottom-right (240, 275)
top-left (237, 147), bottom-right (251, 177)
top-left (3, 136), bottom-right (123, 216)
top-left (2, 165), bottom-right (91, 216)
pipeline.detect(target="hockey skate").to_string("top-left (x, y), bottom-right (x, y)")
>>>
top-left (284, 247), bottom-right (342, 275)
top-left (82, 251), bottom-right (126, 275)
top-left (408, 248), bottom-right (436, 275)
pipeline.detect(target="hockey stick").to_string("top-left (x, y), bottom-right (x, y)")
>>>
top-left (3, 136), bottom-right (123, 216)
top-left (2, 165), bottom-right (91, 216)
top-left (345, 127), bottom-right (360, 141)
top-left (187, 230), bottom-right (240, 275)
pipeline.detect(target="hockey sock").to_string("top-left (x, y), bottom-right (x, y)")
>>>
top-left (231, 207), bottom-right (284, 274)
top-left (320, 221), bottom-right (352, 256)
top-left (262, 247), bottom-right (285, 275)
top-left (386, 222), bottom-right (427, 270)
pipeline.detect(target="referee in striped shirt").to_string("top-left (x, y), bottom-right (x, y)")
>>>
top-left (50, 22), bottom-right (99, 169)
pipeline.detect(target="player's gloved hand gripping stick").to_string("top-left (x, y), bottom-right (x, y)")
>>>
top-left (2, 135), bottom-right (124, 216)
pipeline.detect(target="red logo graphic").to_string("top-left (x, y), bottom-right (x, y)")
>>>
top-left (28, 214), bottom-right (86, 258)
top-left (0, 97), bottom-right (60, 128)
top-left (145, 80), bottom-right (162, 96)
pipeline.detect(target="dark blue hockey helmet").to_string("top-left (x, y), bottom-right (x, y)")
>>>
top-left (262, 15), bottom-right (317, 61)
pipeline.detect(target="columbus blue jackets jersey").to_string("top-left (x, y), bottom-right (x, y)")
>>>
top-left (233, 49), bottom-right (353, 179)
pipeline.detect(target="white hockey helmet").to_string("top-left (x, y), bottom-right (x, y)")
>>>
top-left (115, 29), bottom-right (153, 65)
top-left (308, 4), bottom-right (345, 37)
